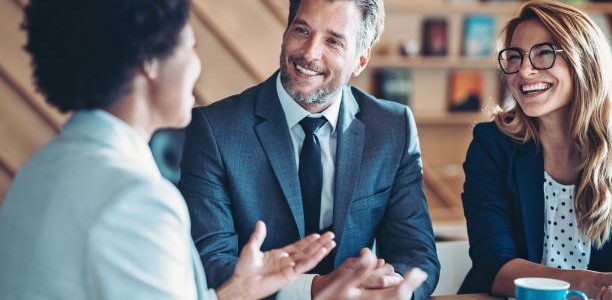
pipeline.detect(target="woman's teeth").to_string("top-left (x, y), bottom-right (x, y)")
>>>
top-left (521, 82), bottom-right (551, 94)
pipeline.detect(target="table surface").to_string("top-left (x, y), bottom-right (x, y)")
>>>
top-left (431, 294), bottom-right (505, 300)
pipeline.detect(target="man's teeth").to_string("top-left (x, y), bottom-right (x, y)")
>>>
top-left (296, 64), bottom-right (319, 76)
top-left (521, 83), bottom-right (551, 93)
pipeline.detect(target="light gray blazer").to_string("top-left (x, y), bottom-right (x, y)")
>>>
top-left (0, 110), bottom-right (213, 300)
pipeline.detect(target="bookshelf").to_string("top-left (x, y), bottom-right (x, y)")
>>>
top-left (368, 56), bottom-right (497, 69)
top-left (349, 1), bottom-right (612, 223)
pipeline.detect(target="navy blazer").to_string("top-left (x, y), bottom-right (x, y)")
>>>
top-left (179, 73), bottom-right (440, 299)
top-left (459, 121), bottom-right (612, 294)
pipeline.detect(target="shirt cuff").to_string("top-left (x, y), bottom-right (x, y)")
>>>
top-left (276, 274), bottom-right (317, 300)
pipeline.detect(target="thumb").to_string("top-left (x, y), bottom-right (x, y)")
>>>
top-left (332, 248), bottom-right (377, 291)
top-left (399, 268), bottom-right (427, 297)
top-left (245, 220), bottom-right (267, 251)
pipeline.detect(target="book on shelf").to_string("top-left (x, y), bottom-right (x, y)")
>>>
top-left (421, 18), bottom-right (448, 56)
top-left (375, 68), bottom-right (412, 106)
top-left (448, 70), bottom-right (483, 112)
top-left (462, 14), bottom-right (496, 58)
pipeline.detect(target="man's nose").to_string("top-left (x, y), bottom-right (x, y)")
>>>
top-left (302, 37), bottom-right (323, 61)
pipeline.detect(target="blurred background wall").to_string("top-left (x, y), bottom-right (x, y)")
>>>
top-left (0, 0), bottom-right (610, 239)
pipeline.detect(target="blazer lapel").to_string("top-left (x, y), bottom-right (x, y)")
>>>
top-left (514, 142), bottom-right (545, 262)
top-left (332, 87), bottom-right (364, 256)
top-left (254, 74), bottom-right (305, 237)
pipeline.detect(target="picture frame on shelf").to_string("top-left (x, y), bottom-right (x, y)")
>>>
top-left (375, 67), bottom-right (412, 107)
top-left (462, 14), bottom-right (496, 58)
top-left (421, 18), bottom-right (448, 56)
top-left (448, 70), bottom-right (483, 112)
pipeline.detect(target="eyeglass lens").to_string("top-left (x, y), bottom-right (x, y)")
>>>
top-left (499, 44), bottom-right (557, 74)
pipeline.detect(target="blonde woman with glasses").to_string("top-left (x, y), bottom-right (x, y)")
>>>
top-left (459, 1), bottom-right (612, 299)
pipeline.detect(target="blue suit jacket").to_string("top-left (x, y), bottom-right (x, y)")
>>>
top-left (179, 73), bottom-right (440, 299)
top-left (460, 121), bottom-right (612, 294)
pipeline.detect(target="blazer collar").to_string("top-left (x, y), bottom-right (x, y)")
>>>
top-left (62, 109), bottom-right (160, 178)
top-left (332, 86), bottom-right (364, 256)
top-left (254, 72), bottom-right (305, 236)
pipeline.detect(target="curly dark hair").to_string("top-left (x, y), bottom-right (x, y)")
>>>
top-left (24, 0), bottom-right (190, 112)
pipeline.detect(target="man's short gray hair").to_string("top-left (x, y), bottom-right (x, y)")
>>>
top-left (287, 0), bottom-right (385, 51)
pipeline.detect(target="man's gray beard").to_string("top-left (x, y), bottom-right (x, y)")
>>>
top-left (280, 72), bottom-right (341, 105)
top-left (288, 86), bottom-right (340, 104)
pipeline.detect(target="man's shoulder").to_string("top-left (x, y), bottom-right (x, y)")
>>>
top-left (348, 86), bottom-right (413, 128)
top-left (194, 83), bottom-right (262, 115)
top-left (350, 86), bottom-right (408, 115)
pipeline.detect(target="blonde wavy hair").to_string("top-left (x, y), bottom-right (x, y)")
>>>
top-left (494, 0), bottom-right (612, 248)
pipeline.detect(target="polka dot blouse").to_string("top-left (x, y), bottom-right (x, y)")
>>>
top-left (541, 172), bottom-right (590, 270)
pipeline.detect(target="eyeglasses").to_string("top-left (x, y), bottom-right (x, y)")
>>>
top-left (498, 42), bottom-right (564, 74)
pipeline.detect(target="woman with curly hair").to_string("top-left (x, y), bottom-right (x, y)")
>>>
top-left (460, 1), bottom-right (612, 299)
top-left (0, 1), bottom-right (337, 299)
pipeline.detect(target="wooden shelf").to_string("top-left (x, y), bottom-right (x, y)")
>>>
top-left (385, 1), bottom-right (612, 15)
top-left (414, 112), bottom-right (493, 126)
top-left (369, 55), bottom-right (498, 70)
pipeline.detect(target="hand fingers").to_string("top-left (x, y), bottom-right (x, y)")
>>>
top-left (245, 220), bottom-right (267, 252)
top-left (329, 249), bottom-right (377, 292)
top-left (399, 268), bottom-right (427, 295)
top-left (600, 286), bottom-right (612, 300)
top-left (292, 240), bottom-right (336, 274)
top-left (376, 259), bottom-right (385, 268)
top-left (286, 232), bottom-right (335, 263)
top-left (285, 231), bottom-right (334, 254)
top-left (364, 273), bottom-right (404, 289)
top-left (372, 263), bottom-right (395, 276)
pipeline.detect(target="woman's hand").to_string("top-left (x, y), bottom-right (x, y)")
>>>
top-left (598, 285), bottom-right (612, 300)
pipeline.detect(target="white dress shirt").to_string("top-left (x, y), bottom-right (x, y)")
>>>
top-left (275, 73), bottom-right (343, 300)
top-left (0, 110), bottom-right (216, 300)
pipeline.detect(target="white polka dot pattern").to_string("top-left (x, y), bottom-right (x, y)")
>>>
top-left (540, 172), bottom-right (590, 270)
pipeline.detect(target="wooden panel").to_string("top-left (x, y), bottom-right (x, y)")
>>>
top-left (0, 0), bottom-right (68, 129)
top-left (190, 14), bottom-right (257, 104)
top-left (0, 71), bottom-right (56, 171)
top-left (195, 0), bottom-right (284, 80)
top-left (261, 0), bottom-right (289, 25)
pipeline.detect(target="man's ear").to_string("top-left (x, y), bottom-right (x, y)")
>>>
top-left (352, 47), bottom-right (371, 77)
top-left (141, 58), bottom-right (160, 80)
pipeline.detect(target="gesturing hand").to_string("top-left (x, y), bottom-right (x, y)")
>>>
top-left (216, 221), bottom-right (336, 300)
top-left (314, 248), bottom-right (427, 300)
top-left (359, 258), bottom-right (404, 289)
top-left (598, 286), bottom-right (612, 300)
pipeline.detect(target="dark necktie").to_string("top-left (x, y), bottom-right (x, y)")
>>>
top-left (299, 116), bottom-right (327, 235)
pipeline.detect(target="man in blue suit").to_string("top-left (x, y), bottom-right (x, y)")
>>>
top-left (179, 0), bottom-right (439, 298)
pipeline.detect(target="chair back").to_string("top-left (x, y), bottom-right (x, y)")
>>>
top-left (432, 240), bottom-right (471, 296)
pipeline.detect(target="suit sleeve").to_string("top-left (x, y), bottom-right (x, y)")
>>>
top-left (461, 124), bottom-right (518, 293)
top-left (179, 108), bottom-right (238, 289)
top-left (375, 107), bottom-right (440, 300)
top-left (85, 179), bottom-right (201, 300)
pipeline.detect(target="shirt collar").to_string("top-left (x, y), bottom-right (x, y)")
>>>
top-left (62, 109), bottom-right (160, 177)
top-left (276, 72), bottom-right (341, 132)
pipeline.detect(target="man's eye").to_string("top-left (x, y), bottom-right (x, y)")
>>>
top-left (327, 38), bottom-right (342, 47)
top-left (294, 27), bottom-right (308, 35)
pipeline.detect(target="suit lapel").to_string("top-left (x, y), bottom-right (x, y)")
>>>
top-left (254, 74), bottom-right (305, 237)
top-left (514, 143), bottom-right (545, 262)
top-left (332, 87), bottom-right (364, 257)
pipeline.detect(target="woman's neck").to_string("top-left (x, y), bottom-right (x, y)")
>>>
top-left (538, 108), bottom-right (581, 184)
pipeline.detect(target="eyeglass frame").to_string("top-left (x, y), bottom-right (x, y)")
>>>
top-left (497, 42), bottom-right (565, 75)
